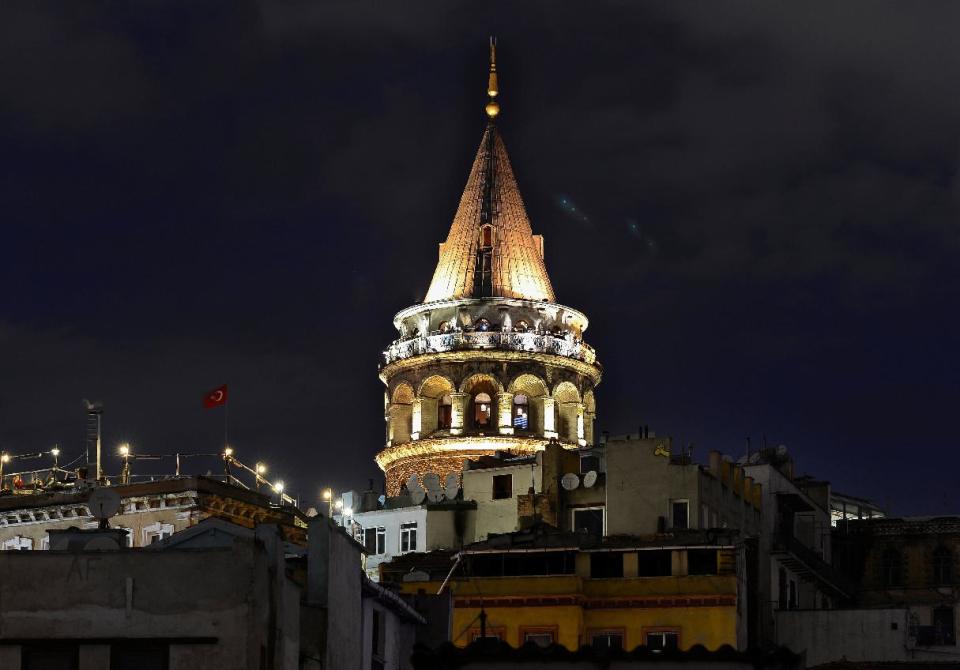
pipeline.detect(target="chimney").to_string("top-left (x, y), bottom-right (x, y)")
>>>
top-left (709, 450), bottom-right (722, 477)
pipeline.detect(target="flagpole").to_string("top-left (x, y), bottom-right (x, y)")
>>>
top-left (224, 398), bottom-right (229, 452)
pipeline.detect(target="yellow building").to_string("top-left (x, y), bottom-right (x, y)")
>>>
top-left (386, 527), bottom-right (748, 652)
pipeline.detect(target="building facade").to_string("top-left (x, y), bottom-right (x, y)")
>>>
top-left (384, 527), bottom-right (749, 652)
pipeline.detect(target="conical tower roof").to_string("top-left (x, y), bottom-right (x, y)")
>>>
top-left (423, 122), bottom-right (556, 304)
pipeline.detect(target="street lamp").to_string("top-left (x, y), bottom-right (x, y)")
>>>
top-left (322, 487), bottom-right (333, 517)
top-left (0, 452), bottom-right (8, 491)
top-left (118, 443), bottom-right (131, 485)
top-left (222, 446), bottom-right (234, 476)
top-left (255, 462), bottom-right (266, 492)
top-left (274, 481), bottom-right (284, 505)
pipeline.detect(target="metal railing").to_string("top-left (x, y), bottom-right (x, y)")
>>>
top-left (383, 330), bottom-right (597, 366)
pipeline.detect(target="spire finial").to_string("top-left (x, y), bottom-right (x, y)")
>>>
top-left (485, 36), bottom-right (500, 119)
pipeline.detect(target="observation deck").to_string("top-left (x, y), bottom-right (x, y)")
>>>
top-left (382, 329), bottom-right (598, 367)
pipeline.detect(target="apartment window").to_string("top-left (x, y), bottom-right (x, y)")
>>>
top-left (572, 507), bottom-right (604, 537)
top-left (778, 567), bottom-right (788, 609)
top-left (645, 630), bottom-right (679, 652)
top-left (701, 504), bottom-right (710, 528)
top-left (520, 627), bottom-right (556, 648)
top-left (110, 642), bottom-right (169, 670)
top-left (371, 609), bottom-right (386, 670)
top-left (590, 631), bottom-right (624, 651)
top-left (687, 549), bottom-right (718, 575)
top-left (788, 579), bottom-right (798, 609)
top-left (143, 523), bottom-right (174, 546)
top-left (671, 500), bottom-right (689, 529)
top-left (881, 547), bottom-right (903, 587)
top-left (400, 522), bottom-right (418, 553)
top-left (590, 552), bottom-right (623, 578)
top-left (2, 536), bottom-right (33, 551)
top-left (492, 474), bottom-right (513, 500)
top-left (580, 454), bottom-right (600, 473)
top-left (364, 527), bottom-right (386, 555)
top-left (637, 550), bottom-right (672, 577)
top-left (933, 546), bottom-right (952, 585)
top-left (22, 644), bottom-right (78, 670)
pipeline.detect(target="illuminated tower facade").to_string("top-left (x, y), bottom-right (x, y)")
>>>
top-left (376, 42), bottom-right (602, 494)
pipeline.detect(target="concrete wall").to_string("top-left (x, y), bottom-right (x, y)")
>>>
top-left (605, 437), bottom-right (700, 535)
top-left (463, 462), bottom-right (541, 541)
top-left (0, 542), bottom-right (279, 669)
top-left (307, 515), bottom-right (364, 670)
top-left (361, 599), bottom-right (419, 670)
top-left (776, 608), bottom-right (910, 666)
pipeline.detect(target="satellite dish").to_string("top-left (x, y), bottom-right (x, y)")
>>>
top-left (561, 473), bottom-right (580, 491)
top-left (423, 473), bottom-right (441, 492)
top-left (776, 444), bottom-right (789, 457)
top-left (444, 473), bottom-right (461, 499)
top-left (406, 474), bottom-right (420, 491)
top-left (425, 488), bottom-right (442, 503)
top-left (583, 471), bottom-right (598, 488)
top-left (378, 494), bottom-right (386, 506)
top-left (411, 488), bottom-right (426, 505)
top-left (748, 452), bottom-right (762, 464)
top-left (88, 488), bottom-right (121, 520)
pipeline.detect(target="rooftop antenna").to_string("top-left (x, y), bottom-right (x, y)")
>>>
top-left (83, 400), bottom-right (104, 484)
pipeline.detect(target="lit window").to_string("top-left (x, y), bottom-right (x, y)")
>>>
top-left (475, 318), bottom-right (491, 332)
top-left (400, 522), bottom-right (418, 553)
top-left (480, 225), bottom-right (493, 248)
top-left (646, 631), bottom-right (679, 652)
top-left (514, 320), bottom-right (529, 332)
top-left (474, 392), bottom-right (492, 427)
top-left (438, 394), bottom-right (453, 429)
top-left (512, 394), bottom-right (529, 430)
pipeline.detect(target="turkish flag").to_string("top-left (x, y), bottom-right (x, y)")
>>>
top-left (203, 384), bottom-right (228, 409)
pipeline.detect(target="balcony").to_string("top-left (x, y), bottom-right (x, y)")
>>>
top-left (382, 330), bottom-right (598, 367)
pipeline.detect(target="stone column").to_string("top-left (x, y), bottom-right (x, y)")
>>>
top-left (450, 393), bottom-right (468, 435)
top-left (497, 392), bottom-right (514, 435)
top-left (542, 397), bottom-right (557, 439)
top-left (410, 398), bottom-right (423, 441)
top-left (576, 402), bottom-right (586, 447)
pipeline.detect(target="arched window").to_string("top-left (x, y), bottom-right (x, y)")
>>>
top-left (513, 394), bottom-right (529, 430)
top-left (473, 392), bottom-right (492, 428)
top-left (475, 318), bottom-right (491, 332)
top-left (933, 546), bottom-right (952, 585)
top-left (438, 394), bottom-right (453, 430)
top-left (881, 547), bottom-right (903, 587)
top-left (480, 225), bottom-right (493, 248)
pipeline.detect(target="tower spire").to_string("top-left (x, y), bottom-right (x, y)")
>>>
top-left (485, 36), bottom-right (500, 119)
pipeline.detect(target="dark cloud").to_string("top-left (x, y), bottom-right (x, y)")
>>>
top-left (2, 0), bottom-right (958, 513)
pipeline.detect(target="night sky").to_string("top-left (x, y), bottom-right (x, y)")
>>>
top-left (3, 2), bottom-right (959, 515)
